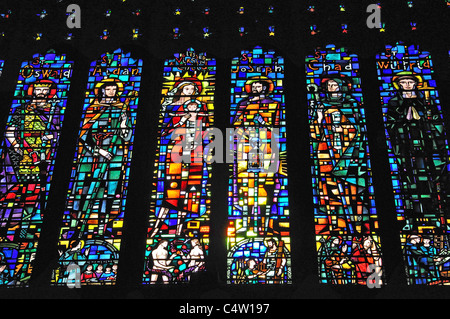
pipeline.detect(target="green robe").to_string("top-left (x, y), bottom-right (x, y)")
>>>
top-left (69, 101), bottom-right (132, 237)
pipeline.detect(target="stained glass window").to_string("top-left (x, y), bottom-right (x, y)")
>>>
top-left (142, 48), bottom-right (215, 285)
top-left (0, 52), bottom-right (73, 287)
top-left (52, 49), bottom-right (142, 287)
top-left (306, 45), bottom-right (384, 286)
top-left (376, 43), bottom-right (450, 285)
top-left (227, 46), bottom-right (292, 285)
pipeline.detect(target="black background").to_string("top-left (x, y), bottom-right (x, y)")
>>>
top-left (0, 0), bottom-right (448, 303)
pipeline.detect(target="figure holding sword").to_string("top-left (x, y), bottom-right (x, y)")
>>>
top-left (0, 79), bottom-right (61, 240)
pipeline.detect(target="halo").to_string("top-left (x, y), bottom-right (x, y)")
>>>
top-left (173, 77), bottom-right (203, 95)
top-left (392, 71), bottom-right (423, 90)
top-left (244, 76), bottom-right (275, 94)
top-left (263, 237), bottom-right (278, 247)
top-left (320, 74), bottom-right (352, 91)
top-left (27, 79), bottom-right (57, 99)
top-left (94, 78), bottom-right (124, 96)
top-left (69, 239), bottom-right (85, 250)
top-left (183, 98), bottom-right (202, 109)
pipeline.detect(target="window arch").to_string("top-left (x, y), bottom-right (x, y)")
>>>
top-left (142, 48), bottom-right (215, 285)
top-left (52, 49), bottom-right (142, 287)
top-left (227, 46), bottom-right (292, 285)
top-left (0, 52), bottom-right (74, 287)
top-left (376, 42), bottom-right (450, 285)
top-left (306, 45), bottom-right (384, 286)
